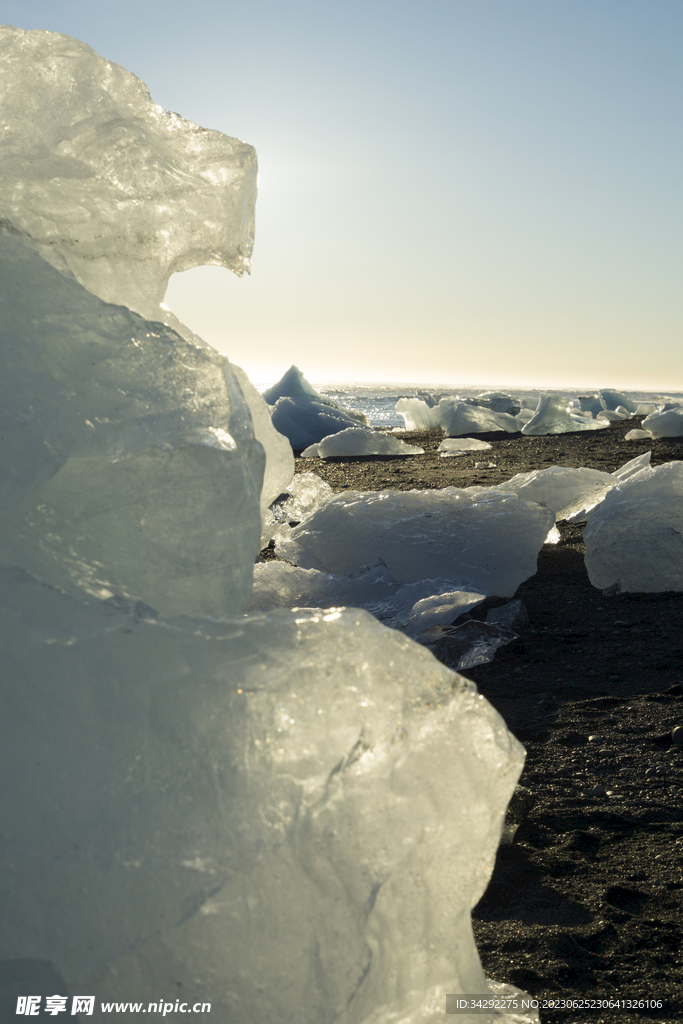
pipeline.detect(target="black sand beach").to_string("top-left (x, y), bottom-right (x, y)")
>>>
top-left (282, 417), bottom-right (683, 1023)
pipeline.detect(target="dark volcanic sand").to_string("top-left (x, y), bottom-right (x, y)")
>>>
top-left (284, 417), bottom-right (683, 1024)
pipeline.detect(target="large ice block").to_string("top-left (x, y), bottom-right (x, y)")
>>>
top-left (641, 405), bottom-right (683, 438)
top-left (396, 397), bottom-right (443, 430)
top-left (0, 231), bottom-right (263, 615)
top-left (278, 488), bottom-right (555, 597)
top-left (521, 395), bottom-right (606, 435)
top-left (438, 399), bottom-right (520, 436)
top-left (271, 396), bottom-right (367, 450)
top-left (0, 26), bottom-right (256, 330)
top-left (0, 28), bottom-right (265, 616)
top-left (1, 567), bottom-right (530, 1024)
top-left (583, 462), bottom-right (683, 592)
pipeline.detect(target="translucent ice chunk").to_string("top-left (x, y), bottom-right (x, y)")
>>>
top-left (625, 428), bottom-right (653, 440)
top-left (521, 394), bottom-right (607, 435)
top-left (278, 488), bottom-right (555, 597)
top-left (437, 399), bottom-right (520, 436)
top-left (396, 397), bottom-right (442, 430)
top-left (437, 438), bottom-right (493, 455)
top-left (271, 397), bottom-right (367, 450)
top-left (496, 466), bottom-right (614, 521)
top-left (0, 567), bottom-right (530, 1024)
top-left (0, 27), bottom-right (256, 332)
top-left (301, 427), bottom-right (424, 458)
top-left (0, 231), bottom-right (263, 616)
top-left (599, 389), bottom-right (639, 413)
top-left (641, 406), bottom-right (683, 438)
top-left (584, 462), bottom-right (683, 592)
top-left (249, 559), bottom-right (486, 634)
top-left (232, 364), bottom-right (295, 538)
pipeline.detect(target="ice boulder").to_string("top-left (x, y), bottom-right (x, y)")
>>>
top-left (1, 566), bottom-right (532, 1024)
top-left (396, 397), bottom-right (442, 430)
top-left (271, 396), bottom-right (367, 450)
top-left (0, 230), bottom-right (264, 616)
top-left (0, 28), bottom-right (267, 616)
top-left (0, 26), bottom-right (256, 332)
top-left (265, 366), bottom-right (368, 450)
top-left (583, 462), bottom-right (683, 592)
top-left (278, 488), bottom-right (555, 597)
top-left (521, 395), bottom-right (606, 435)
top-left (470, 391), bottom-right (520, 415)
top-left (599, 389), bottom-right (639, 414)
top-left (302, 427), bottom-right (424, 458)
top-left (437, 399), bottom-right (520, 436)
top-left (641, 406), bottom-right (683, 438)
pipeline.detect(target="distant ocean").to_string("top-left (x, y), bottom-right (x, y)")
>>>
top-left (256, 382), bottom-right (683, 429)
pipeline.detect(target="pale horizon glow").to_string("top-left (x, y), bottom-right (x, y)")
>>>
top-left (6, 0), bottom-right (683, 393)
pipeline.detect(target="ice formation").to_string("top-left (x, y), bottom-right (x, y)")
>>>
top-left (437, 438), bottom-right (493, 456)
top-left (1, 568), bottom-right (532, 1024)
top-left (0, 26), bottom-right (268, 617)
top-left (301, 427), bottom-right (424, 458)
top-left (437, 399), bottom-right (520, 436)
top-left (0, 26), bottom-right (256, 330)
top-left (271, 397), bottom-right (368, 450)
top-left (278, 488), bottom-right (555, 597)
top-left (266, 366), bottom-right (368, 450)
top-left (625, 428), bottom-right (654, 441)
top-left (521, 395), bottom-right (606, 435)
top-left (583, 462), bottom-right (683, 592)
top-left (0, 229), bottom-right (264, 616)
top-left (250, 559), bottom-right (486, 635)
top-left (1, 28), bottom-right (538, 1023)
top-left (641, 406), bottom-right (683, 438)
top-left (231, 364), bottom-right (295, 540)
top-left (396, 397), bottom-right (442, 430)
top-left (599, 389), bottom-right (639, 413)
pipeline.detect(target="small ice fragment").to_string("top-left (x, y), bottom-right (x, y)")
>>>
top-left (301, 428), bottom-right (423, 458)
top-left (625, 428), bottom-right (653, 440)
top-left (437, 437), bottom-right (492, 455)
top-left (545, 525), bottom-right (561, 544)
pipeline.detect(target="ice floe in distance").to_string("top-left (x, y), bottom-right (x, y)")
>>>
top-left (301, 427), bottom-right (424, 458)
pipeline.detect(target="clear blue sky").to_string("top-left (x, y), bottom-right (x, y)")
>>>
top-left (6, 1), bottom-right (682, 390)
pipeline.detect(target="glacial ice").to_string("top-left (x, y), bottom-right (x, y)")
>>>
top-left (583, 461), bottom-right (683, 592)
top-left (249, 559), bottom-right (486, 635)
top-left (599, 389), bottom-right (639, 413)
top-left (232, 364), bottom-right (295, 541)
top-left (278, 488), bottom-right (555, 597)
top-left (0, 26), bottom-right (269, 617)
top-left (265, 366), bottom-right (369, 450)
top-left (641, 406), bottom-right (683, 438)
top-left (496, 466), bottom-right (615, 520)
top-left (438, 399), bottom-right (521, 436)
top-left (0, 26), bottom-right (256, 332)
top-left (1, 28), bottom-right (539, 1023)
top-left (271, 396), bottom-right (367, 450)
top-left (437, 438), bottom-right (493, 456)
top-left (395, 396), bottom-right (442, 431)
top-left (0, 230), bottom-right (264, 616)
top-left (626, 428), bottom-right (654, 441)
top-left (301, 427), bottom-right (424, 458)
top-left (1, 567), bottom-right (531, 1024)
top-left (521, 395), bottom-right (606, 435)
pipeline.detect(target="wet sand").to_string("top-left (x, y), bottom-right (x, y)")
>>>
top-left (290, 417), bottom-right (683, 1023)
